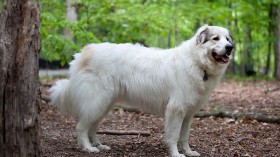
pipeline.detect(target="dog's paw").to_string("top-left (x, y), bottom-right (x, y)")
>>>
top-left (82, 146), bottom-right (100, 153)
top-left (185, 150), bottom-right (200, 156)
top-left (97, 144), bottom-right (111, 151)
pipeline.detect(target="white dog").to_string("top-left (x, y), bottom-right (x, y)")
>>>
top-left (49, 25), bottom-right (234, 157)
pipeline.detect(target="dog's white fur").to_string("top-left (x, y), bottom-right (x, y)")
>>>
top-left (49, 25), bottom-right (233, 157)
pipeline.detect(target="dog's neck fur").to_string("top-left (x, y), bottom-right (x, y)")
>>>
top-left (200, 62), bottom-right (228, 84)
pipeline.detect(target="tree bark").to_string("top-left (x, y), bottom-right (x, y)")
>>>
top-left (0, 0), bottom-right (41, 156)
top-left (274, 4), bottom-right (280, 80)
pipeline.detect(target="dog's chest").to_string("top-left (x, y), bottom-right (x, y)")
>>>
top-left (204, 77), bottom-right (218, 92)
top-left (201, 68), bottom-right (222, 94)
top-left (198, 76), bottom-right (220, 106)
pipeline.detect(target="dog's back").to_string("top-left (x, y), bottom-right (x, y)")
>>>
top-left (64, 43), bottom-right (181, 116)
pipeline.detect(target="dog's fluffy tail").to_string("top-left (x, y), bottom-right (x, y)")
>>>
top-left (49, 79), bottom-right (74, 115)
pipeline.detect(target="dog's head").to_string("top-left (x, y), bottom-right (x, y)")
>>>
top-left (195, 25), bottom-right (234, 65)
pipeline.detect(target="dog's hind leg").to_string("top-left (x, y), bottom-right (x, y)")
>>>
top-left (77, 103), bottom-right (112, 153)
top-left (164, 103), bottom-right (186, 157)
top-left (179, 115), bottom-right (200, 156)
top-left (76, 120), bottom-right (100, 153)
top-left (75, 82), bottom-right (115, 153)
top-left (88, 119), bottom-right (111, 151)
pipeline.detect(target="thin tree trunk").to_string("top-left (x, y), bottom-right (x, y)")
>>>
top-left (0, 0), bottom-right (41, 156)
top-left (173, 0), bottom-right (178, 45)
top-left (266, 41), bottom-right (272, 75)
top-left (241, 27), bottom-right (252, 76)
top-left (265, 4), bottom-right (273, 75)
top-left (274, 4), bottom-right (280, 80)
top-left (167, 29), bottom-right (171, 48)
top-left (226, 0), bottom-right (236, 75)
top-left (64, 0), bottom-right (77, 39)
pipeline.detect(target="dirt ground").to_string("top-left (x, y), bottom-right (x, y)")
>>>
top-left (40, 79), bottom-right (280, 157)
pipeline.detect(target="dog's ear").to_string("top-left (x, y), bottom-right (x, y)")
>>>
top-left (196, 25), bottom-right (209, 45)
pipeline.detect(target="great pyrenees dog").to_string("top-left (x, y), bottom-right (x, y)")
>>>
top-left (49, 25), bottom-right (234, 157)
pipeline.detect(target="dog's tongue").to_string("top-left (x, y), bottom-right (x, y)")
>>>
top-left (222, 55), bottom-right (229, 63)
top-left (213, 52), bottom-right (229, 64)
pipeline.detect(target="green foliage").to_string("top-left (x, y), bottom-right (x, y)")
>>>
top-left (0, 0), bottom-right (6, 11)
top-left (40, 0), bottom-right (280, 78)
top-left (210, 103), bottom-right (225, 113)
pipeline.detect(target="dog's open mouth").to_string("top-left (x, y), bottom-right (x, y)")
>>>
top-left (212, 52), bottom-right (230, 64)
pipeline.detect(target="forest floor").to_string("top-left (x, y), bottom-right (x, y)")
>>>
top-left (40, 79), bottom-right (280, 157)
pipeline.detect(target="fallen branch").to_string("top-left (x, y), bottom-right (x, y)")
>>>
top-left (264, 86), bottom-right (280, 94)
top-left (195, 111), bottom-right (280, 124)
top-left (97, 130), bottom-right (151, 136)
top-left (119, 106), bottom-right (280, 124)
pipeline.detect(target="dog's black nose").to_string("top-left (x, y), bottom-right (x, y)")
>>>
top-left (225, 44), bottom-right (233, 55)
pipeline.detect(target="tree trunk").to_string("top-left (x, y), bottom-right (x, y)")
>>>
top-left (64, 0), bottom-right (77, 39)
top-left (226, 1), bottom-right (236, 75)
top-left (0, 0), bottom-right (41, 156)
top-left (274, 4), bottom-right (280, 80)
top-left (265, 4), bottom-right (274, 75)
top-left (241, 27), bottom-right (252, 76)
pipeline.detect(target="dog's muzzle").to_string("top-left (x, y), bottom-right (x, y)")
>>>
top-left (212, 44), bottom-right (233, 64)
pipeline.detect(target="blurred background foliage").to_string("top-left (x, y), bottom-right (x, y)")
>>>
top-left (1, 0), bottom-right (280, 79)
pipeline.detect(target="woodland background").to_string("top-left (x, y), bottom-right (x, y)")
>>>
top-left (0, 1), bottom-right (279, 156)
top-left (1, 0), bottom-right (279, 79)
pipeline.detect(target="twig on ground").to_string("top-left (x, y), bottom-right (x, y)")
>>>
top-left (97, 130), bottom-right (151, 136)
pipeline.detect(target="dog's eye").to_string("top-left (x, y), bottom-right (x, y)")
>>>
top-left (213, 37), bottom-right (219, 41)
top-left (226, 37), bottom-right (229, 41)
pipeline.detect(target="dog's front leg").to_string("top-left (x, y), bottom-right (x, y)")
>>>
top-left (179, 115), bottom-right (200, 156)
top-left (164, 105), bottom-right (186, 157)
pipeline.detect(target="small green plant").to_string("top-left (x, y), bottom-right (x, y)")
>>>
top-left (210, 103), bottom-right (225, 113)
